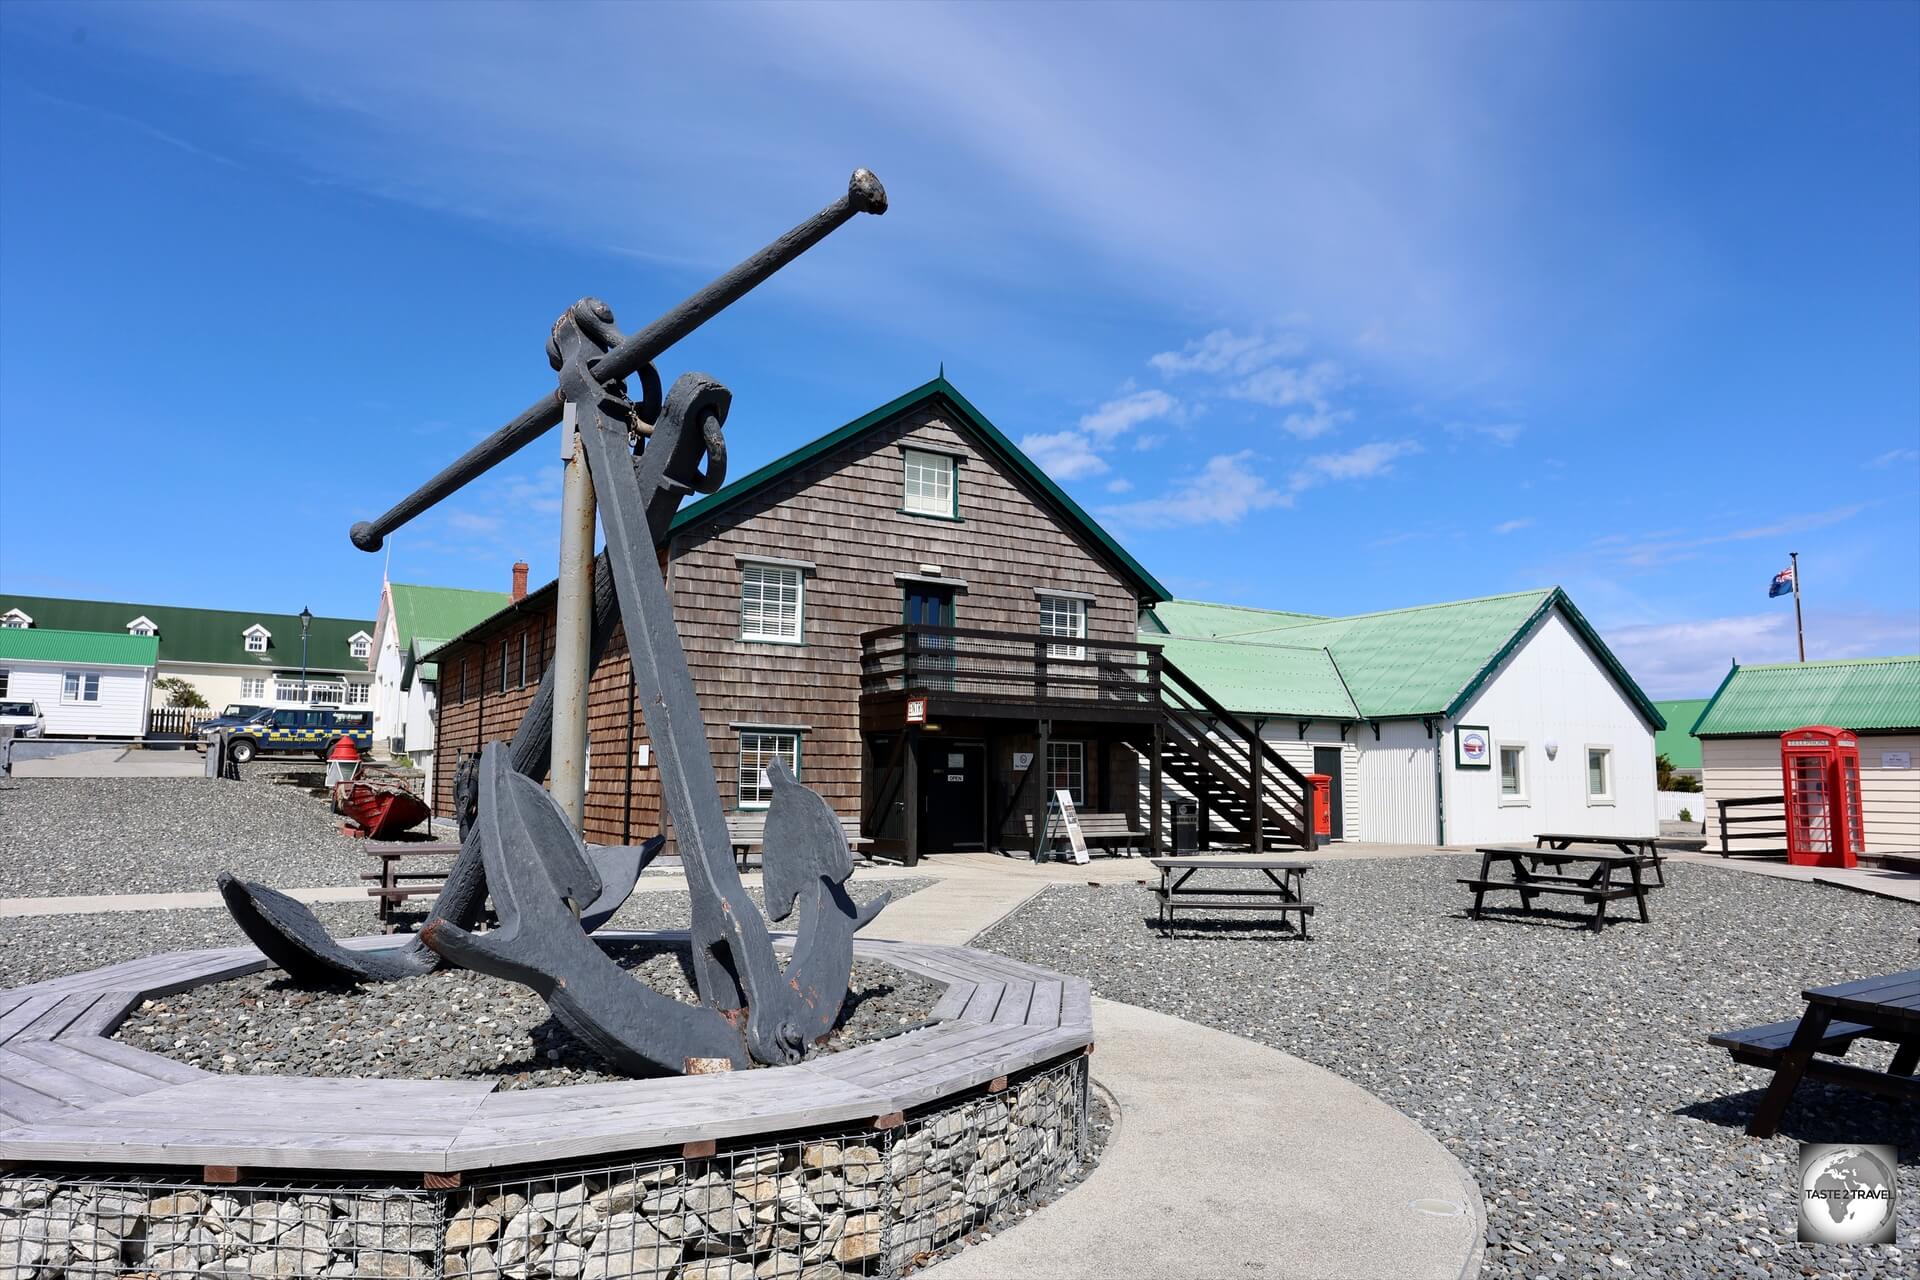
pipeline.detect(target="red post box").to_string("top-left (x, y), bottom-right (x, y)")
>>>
top-left (1780, 726), bottom-right (1865, 868)
top-left (1307, 774), bottom-right (1332, 838)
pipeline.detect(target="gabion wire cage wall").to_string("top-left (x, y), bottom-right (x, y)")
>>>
top-left (0, 1056), bottom-right (1087, 1280)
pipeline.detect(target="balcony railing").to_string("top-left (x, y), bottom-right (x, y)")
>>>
top-left (859, 624), bottom-right (1163, 711)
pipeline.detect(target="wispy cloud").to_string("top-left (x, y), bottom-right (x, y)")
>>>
top-left (1290, 439), bottom-right (1420, 490)
top-left (1099, 451), bottom-right (1287, 529)
top-left (1019, 388), bottom-right (1181, 480)
top-left (1447, 421), bottom-right (1526, 446)
top-left (1149, 329), bottom-right (1305, 377)
top-left (1601, 608), bottom-right (1920, 698)
top-left (1868, 447), bottom-right (1919, 468)
top-left (1597, 504), bottom-right (1871, 569)
top-left (1492, 517), bottom-right (1533, 535)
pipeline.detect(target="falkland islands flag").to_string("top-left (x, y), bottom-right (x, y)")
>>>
top-left (1769, 565), bottom-right (1795, 598)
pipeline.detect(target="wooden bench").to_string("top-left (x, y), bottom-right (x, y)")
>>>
top-left (1463, 847), bottom-right (1656, 931)
top-left (1150, 857), bottom-right (1316, 935)
top-left (1708, 969), bottom-right (1920, 1136)
top-left (362, 842), bottom-right (462, 930)
top-left (726, 813), bottom-right (871, 870)
top-left (1007, 810), bottom-right (1148, 859)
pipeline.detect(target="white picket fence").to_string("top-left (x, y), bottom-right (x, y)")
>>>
top-left (1657, 790), bottom-right (1705, 824)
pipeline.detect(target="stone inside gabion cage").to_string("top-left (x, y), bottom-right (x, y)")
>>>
top-left (0, 1057), bottom-right (1087, 1280)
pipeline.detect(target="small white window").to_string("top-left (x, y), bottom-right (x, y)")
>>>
top-left (243, 625), bottom-right (270, 654)
top-left (62, 671), bottom-right (100, 703)
top-left (241, 677), bottom-right (266, 700)
top-left (1047, 740), bottom-right (1086, 805)
top-left (902, 448), bottom-right (956, 517)
top-left (1498, 743), bottom-right (1528, 805)
top-left (349, 632), bottom-right (372, 660)
top-left (1039, 595), bottom-right (1088, 660)
top-left (740, 563), bottom-right (804, 643)
top-left (348, 683), bottom-right (370, 705)
top-left (1586, 746), bottom-right (1613, 804)
top-left (1, 609), bottom-right (30, 629)
top-left (126, 616), bottom-right (158, 637)
top-left (738, 731), bottom-right (800, 808)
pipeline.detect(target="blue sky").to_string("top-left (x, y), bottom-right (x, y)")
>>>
top-left (1, 0), bottom-right (1915, 697)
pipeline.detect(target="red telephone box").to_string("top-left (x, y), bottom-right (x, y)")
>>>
top-left (1780, 726), bottom-right (1865, 868)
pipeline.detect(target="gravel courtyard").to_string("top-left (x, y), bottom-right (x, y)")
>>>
top-left (0, 772), bottom-right (371, 897)
top-left (973, 855), bottom-right (1917, 1280)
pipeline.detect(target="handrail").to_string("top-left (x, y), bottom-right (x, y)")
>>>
top-left (860, 622), bottom-right (1165, 656)
top-left (1158, 696), bottom-right (1310, 840)
top-left (1160, 658), bottom-right (1315, 791)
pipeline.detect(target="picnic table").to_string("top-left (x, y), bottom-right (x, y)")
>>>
top-left (1149, 856), bottom-right (1317, 936)
top-left (1533, 832), bottom-right (1705, 887)
top-left (1709, 968), bottom-right (1920, 1137)
top-left (362, 840), bottom-right (461, 929)
top-left (1462, 846), bottom-right (1656, 931)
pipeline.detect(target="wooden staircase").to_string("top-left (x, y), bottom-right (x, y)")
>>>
top-left (1154, 655), bottom-right (1317, 851)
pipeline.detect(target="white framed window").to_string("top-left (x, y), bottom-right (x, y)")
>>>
top-left (740, 563), bottom-right (804, 643)
top-left (902, 448), bottom-right (957, 517)
top-left (243, 625), bottom-right (270, 654)
top-left (1047, 740), bottom-right (1086, 805)
top-left (348, 683), bottom-right (370, 705)
top-left (62, 671), bottom-right (100, 703)
top-left (1, 609), bottom-right (30, 629)
top-left (737, 731), bottom-right (800, 808)
top-left (1586, 746), bottom-right (1614, 804)
top-left (1498, 742), bottom-right (1528, 805)
top-left (125, 616), bottom-right (158, 637)
top-left (241, 677), bottom-right (266, 700)
top-left (1039, 594), bottom-right (1088, 660)
top-left (349, 632), bottom-right (372, 660)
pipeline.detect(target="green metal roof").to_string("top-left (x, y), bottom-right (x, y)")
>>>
top-left (388, 585), bottom-right (512, 652)
top-left (1146, 600), bottom-right (1326, 638)
top-left (0, 595), bottom-right (372, 671)
top-left (1653, 699), bottom-right (1709, 769)
top-left (0, 627), bottom-right (158, 667)
top-left (1145, 588), bottom-right (1663, 727)
top-left (1691, 656), bottom-right (1920, 737)
top-left (1152, 635), bottom-right (1357, 719)
top-left (671, 376), bottom-right (1172, 604)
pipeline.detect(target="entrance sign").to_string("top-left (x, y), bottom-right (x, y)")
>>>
top-left (1455, 726), bottom-right (1491, 769)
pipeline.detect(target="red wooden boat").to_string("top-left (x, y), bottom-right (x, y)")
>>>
top-left (339, 779), bottom-right (432, 840)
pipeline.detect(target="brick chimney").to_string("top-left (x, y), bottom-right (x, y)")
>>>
top-left (511, 561), bottom-right (529, 602)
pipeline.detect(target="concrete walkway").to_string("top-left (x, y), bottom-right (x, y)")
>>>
top-left (1665, 850), bottom-right (1920, 904)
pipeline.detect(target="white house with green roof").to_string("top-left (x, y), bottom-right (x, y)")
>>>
top-left (1690, 655), bottom-right (1920, 855)
top-left (0, 594), bottom-right (373, 715)
top-left (367, 571), bottom-right (520, 772)
top-left (0, 627), bottom-right (157, 736)
top-left (1145, 587), bottom-right (1666, 846)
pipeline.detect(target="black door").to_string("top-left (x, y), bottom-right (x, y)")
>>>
top-left (923, 741), bottom-right (986, 851)
top-left (903, 583), bottom-right (956, 689)
top-left (1313, 746), bottom-right (1344, 840)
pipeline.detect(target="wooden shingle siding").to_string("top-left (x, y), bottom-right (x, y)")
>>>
top-left (432, 402), bottom-right (1145, 845)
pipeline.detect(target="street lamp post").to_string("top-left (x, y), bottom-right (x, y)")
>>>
top-left (299, 606), bottom-right (313, 703)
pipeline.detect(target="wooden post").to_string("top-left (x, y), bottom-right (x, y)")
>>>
top-left (551, 411), bottom-right (596, 834)
top-left (1033, 718), bottom-right (1052, 860)
top-left (1249, 717), bottom-right (1264, 854)
top-left (1149, 718), bottom-right (1165, 855)
top-left (902, 727), bottom-right (922, 867)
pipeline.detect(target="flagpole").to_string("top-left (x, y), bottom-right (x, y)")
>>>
top-left (1790, 550), bottom-right (1805, 662)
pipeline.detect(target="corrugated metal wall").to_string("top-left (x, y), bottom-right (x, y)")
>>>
top-left (1353, 719), bottom-right (1437, 843)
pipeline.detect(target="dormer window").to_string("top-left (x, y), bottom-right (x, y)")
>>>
top-left (243, 624), bottom-right (271, 654)
top-left (348, 631), bottom-right (372, 660)
top-left (126, 616), bottom-right (158, 637)
top-left (1, 609), bottom-right (31, 629)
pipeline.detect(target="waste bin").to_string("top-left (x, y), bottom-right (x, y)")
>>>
top-left (1172, 799), bottom-right (1199, 854)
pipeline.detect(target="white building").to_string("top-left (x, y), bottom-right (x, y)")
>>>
top-left (0, 595), bottom-right (374, 715)
top-left (1146, 587), bottom-right (1663, 846)
top-left (1692, 655), bottom-right (1920, 856)
top-left (0, 627), bottom-right (156, 736)
top-left (367, 572), bottom-right (519, 774)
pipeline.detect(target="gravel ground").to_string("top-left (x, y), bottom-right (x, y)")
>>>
top-left (0, 772), bottom-right (368, 897)
top-left (115, 948), bottom-right (941, 1088)
top-left (972, 856), bottom-right (1919, 1280)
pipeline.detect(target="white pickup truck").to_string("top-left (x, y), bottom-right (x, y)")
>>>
top-left (0, 700), bottom-right (46, 737)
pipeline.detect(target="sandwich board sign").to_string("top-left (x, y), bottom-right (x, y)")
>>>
top-left (1043, 789), bottom-right (1090, 864)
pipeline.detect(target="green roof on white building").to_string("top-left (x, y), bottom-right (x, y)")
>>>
top-left (0, 627), bottom-right (158, 667)
top-left (1691, 656), bottom-right (1920, 737)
